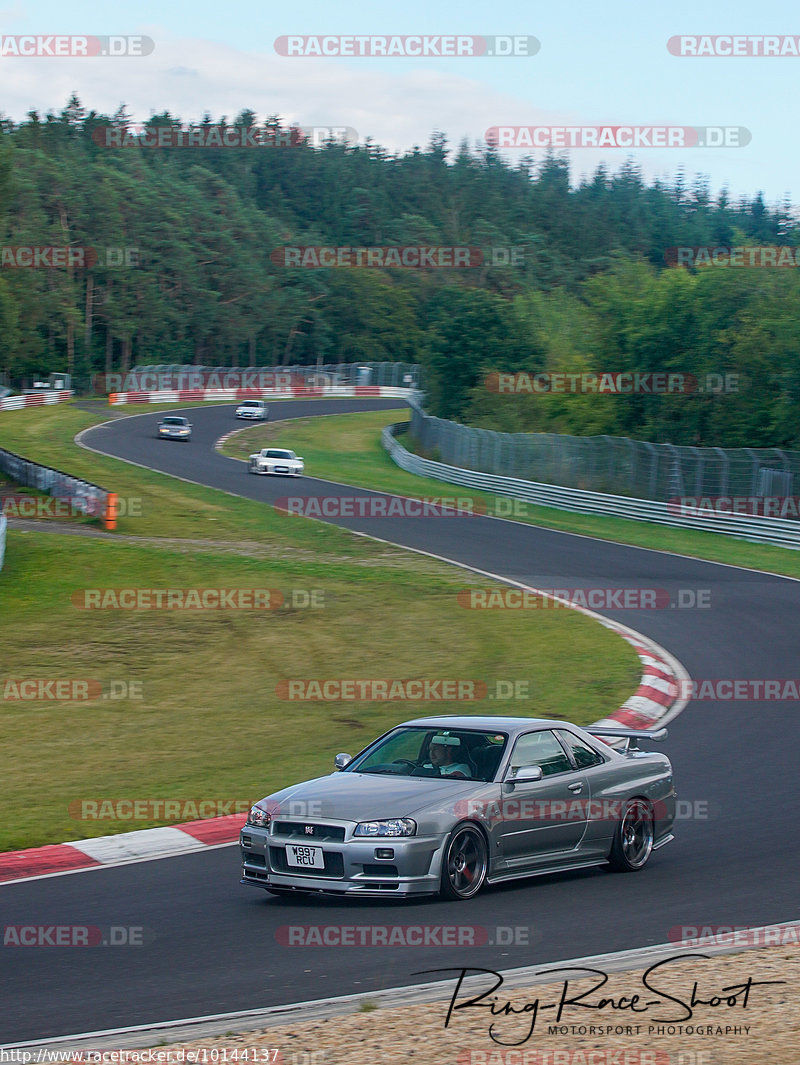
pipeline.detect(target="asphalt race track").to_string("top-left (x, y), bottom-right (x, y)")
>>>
top-left (3, 397), bottom-right (799, 1043)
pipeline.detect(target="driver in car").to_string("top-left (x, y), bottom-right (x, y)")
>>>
top-left (424, 735), bottom-right (472, 778)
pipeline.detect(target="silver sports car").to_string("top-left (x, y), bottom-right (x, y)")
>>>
top-left (240, 715), bottom-right (675, 901)
top-left (248, 448), bottom-right (304, 476)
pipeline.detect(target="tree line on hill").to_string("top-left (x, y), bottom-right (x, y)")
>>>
top-left (1, 94), bottom-right (799, 447)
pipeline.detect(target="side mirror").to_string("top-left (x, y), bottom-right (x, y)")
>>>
top-left (502, 764), bottom-right (543, 791)
top-left (334, 753), bottom-right (352, 770)
top-left (514, 765), bottom-right (544, 783)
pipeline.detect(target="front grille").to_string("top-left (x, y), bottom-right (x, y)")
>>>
top-left (272, 822), bottom-right (346, 842)
top-left (269, 847), bottom-right (344, 878)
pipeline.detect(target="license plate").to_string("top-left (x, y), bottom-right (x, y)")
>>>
top-left (275, 466), bottom-right (289, 473)
top-left (286, 845), bottom-right (324, 869)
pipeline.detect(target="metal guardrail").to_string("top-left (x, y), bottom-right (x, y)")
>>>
top-left (0, 447), bottom-right (110, 519)
top-left (0, 514), bottom-right (6, 572)
top-left (382, 423), bottom-right (800, 549)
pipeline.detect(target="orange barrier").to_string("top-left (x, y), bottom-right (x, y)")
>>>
top-left (104, 493), bottom-right (118, 531)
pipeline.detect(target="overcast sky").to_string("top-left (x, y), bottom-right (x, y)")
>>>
top-left (2, 0), bottom-right (798, 207)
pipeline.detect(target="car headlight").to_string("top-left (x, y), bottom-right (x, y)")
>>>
top-left (246, 804), bottom-right (272, 829)
top-left (354, 818), bottom-right (416, 837)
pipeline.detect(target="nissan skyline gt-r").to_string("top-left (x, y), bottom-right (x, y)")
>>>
top-left (235, 399), bottom-right (268, 420)
top-left (248, 448), bottom-right (304, 476)
top-left (240, 715), bottom-right (675, 901)
top-left (157, 415), bottom-right (192, 441)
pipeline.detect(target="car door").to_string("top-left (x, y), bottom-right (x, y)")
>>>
top-left (494, 729), bottom-right (589, 870)
top-left (555, 728), bottom-right (618, 855)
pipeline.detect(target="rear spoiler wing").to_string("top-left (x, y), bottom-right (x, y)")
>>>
top-left (588, 726), bottom-right (667, 752)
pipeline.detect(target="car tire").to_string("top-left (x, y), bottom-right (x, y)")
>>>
top-left (439, 823), bottom-right (488, 901)
top-left (608, 798), bottom-right (654, 872)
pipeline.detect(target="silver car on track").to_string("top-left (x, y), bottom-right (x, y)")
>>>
top-left (248, 448), bottom-right (304, 476)
top-left (157, 415), bottom-right (192, 441)
top-left (240, 715), bottom-right (675, 901)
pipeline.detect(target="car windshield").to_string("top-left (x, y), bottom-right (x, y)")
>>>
top-left (343, 726), bottom-right (508, 781)
top-left (163, 417), bottom-right (186, 425)
top-left (240, 401), bottom-right (260, 407)
top-left (265, 449), bottom-right (294, 459)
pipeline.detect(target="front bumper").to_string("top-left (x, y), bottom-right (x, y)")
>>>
top-left (240, 822), bottom-right (444, 898)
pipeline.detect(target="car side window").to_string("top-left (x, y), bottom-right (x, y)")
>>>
top-left (557, 731), bottom-right (606, 769)
top-left (509, 730), bottom-right (573, 777)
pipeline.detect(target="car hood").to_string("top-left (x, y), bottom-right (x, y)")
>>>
top-left (259, 771), bottom-right (479, 822)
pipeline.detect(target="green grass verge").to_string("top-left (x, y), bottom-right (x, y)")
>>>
top-left (0, 401), bottom-right (639, 851)
top-left (221, 408), bottom-right (800, 579)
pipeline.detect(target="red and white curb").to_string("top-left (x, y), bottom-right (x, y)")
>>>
top-left (593, 621), bottom-right (683, 730)
top-left (0, 389), bottom-right (73, 412)
top-left (0, 814), bottom-right (244, 885)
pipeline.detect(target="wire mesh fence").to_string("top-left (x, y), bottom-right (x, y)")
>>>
top-left (408, 399), bottom-right (800, 507)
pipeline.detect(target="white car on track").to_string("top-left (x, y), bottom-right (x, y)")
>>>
top-left (248, 448), bottom-right (304, 476)
top-left (235, 399), bottom-right (268, 420)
